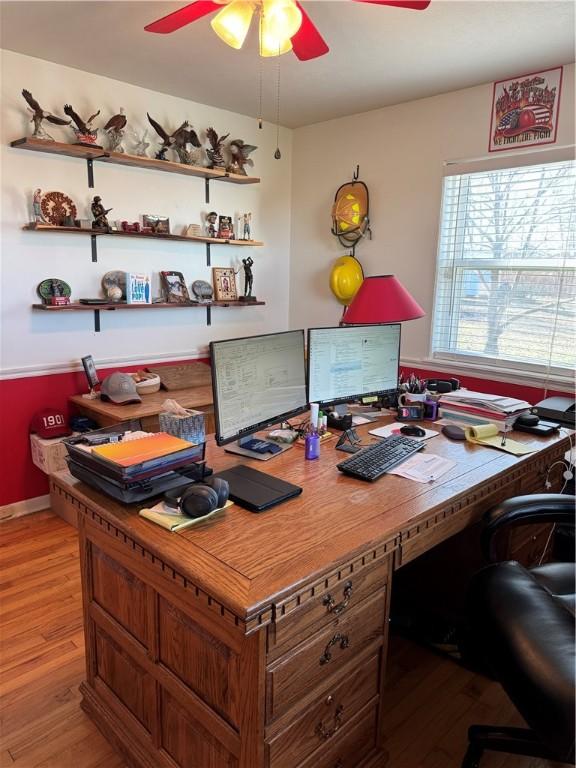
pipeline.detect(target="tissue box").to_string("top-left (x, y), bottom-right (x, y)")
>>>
top-left (30, 433), bottom-right (71, 474)
top-left (158, 409), bottom-right (205, 444)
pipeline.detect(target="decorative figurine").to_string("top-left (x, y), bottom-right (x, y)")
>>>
top-left (37, 278), bottom-right (72, 305)
top-left (205, 211), bottom-right (218, 239)
top-left (238, 212), bottom-right (252, 240)
top-left (32, 188), bottom-right (45, 223)
top-left (63, 104), bottom-right (101, 146)
top-left (21, 90), bottom-right (70, 141)
top-left (147, 114), bottom-right (200, 161)
top-left (128, 128), bottom-right (149, 157)
top-left (217, 215), bottom-right (233, 239)
top-left (191, 280), bottom-right (213, 303)
top-left (91, 196), bottom-right (112, 230)
top-left (241, 256), bottom-right (256, 301)
top-left (206, 127), bottom-right (229, 169)
top-left (227, 139), bottom-right (257, 176)
top-left (172, 121), bottom-right (202, 165)
top-left (103, 108), bottom-right (127, 153)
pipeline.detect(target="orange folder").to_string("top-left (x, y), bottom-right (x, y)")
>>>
top-left (91, 433), bottom-right (193, 468)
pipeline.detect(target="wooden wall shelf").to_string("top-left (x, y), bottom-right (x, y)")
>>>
top-left (32, 300), bottom-right (265, 332)
top-left (10, 137), bottom-right (260, 200)
top-left (23, 224), bottom-right (263, 265)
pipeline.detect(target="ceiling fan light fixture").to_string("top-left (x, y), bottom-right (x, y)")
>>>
top-left (211, 1), bottom-right (255, 49)
top-left (259, 0), bottom-right (301, 56)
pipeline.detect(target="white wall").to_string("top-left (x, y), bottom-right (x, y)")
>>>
top-left (0, 49), bottom-right (293, 377)
top-left (289, 64), bottom-right (575, 370)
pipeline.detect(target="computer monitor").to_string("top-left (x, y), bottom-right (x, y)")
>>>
top-left (210, 330), bottom-right (308, 460)
top-left (307, 324), bottom-right (401, 408)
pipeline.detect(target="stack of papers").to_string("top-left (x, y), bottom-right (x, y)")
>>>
top-left (388, 453), bottom-right (456, 483)
top-left (439, 391), bottom-right (531, 415)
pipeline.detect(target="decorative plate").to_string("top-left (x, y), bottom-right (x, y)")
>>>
top-left (191, 280), bottom-right (213, 302)
top-left (37, 278), bottom-right (72, 301)
top-left (101, 271), bottom-right (127, 300)
top-left (40, 191), bottom-right (77, 225)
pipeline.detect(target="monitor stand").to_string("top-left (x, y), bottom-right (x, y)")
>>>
top-left (224, 436), bottom-right (293, 461)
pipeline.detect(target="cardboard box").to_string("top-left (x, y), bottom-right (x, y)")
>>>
top-left (30, 433), bottom-right (71, 474)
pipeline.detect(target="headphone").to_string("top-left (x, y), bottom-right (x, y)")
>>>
top-left (544, 428), bottom-right (575, 492)
top-left (164, 477), bottom-right (229, 518)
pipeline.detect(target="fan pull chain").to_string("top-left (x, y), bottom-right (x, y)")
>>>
top-left (257, 14), bottom-right (263, 129)
top-left (274, 48), bottom-right (281, 160)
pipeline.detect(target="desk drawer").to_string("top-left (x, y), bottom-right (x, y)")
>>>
top-left (266, 589), bottom-right (386, 722)
top-left (297, 701), bottom-right (379, 768)
top-left (267, 653), bottom-right (379, 768)
top-left (270, 560), bottom-right (388, 659)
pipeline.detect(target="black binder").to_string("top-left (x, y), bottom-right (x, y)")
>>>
top-left (213, 464), bottom-right (302, 512)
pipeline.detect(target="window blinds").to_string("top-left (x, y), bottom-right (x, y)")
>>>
top-left (431, 159), bottom-right (576, 376)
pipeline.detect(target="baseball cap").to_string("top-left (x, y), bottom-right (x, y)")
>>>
top-left (100, 372), bottom-right (141, 405)
top-left (30, 408), bottom-right (72, 439)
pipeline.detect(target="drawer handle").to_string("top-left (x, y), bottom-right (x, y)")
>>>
top-left (323, 581), bottom-right (353, 615)
top-left (320, 633), bottom-right (350, 665)
top-left (315, 703), bottom-right (344, 740)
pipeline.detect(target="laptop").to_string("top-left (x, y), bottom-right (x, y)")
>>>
top-left (213, 464), bottom-right (302, 512)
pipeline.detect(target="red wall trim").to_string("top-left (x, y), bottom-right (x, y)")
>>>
top-left (0, 360), bottom-right (566, 508)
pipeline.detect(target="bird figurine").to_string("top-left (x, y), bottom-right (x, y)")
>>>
top-left (172, 120), bottom-right (202, 165)
top-left (103, 108), bottom-right (127, 153)
top-left (63, 104), bottom-right (101, 146)
top-left (21, 90), bottom-right (70, 141)
top-left (227, 139), bottom-right (257, 176)
top-left (129, 128), bottom-right (150, 157)
top-left (206, 127), bottom-right (229, 169)
top-left (146, 113), bottom-right (176, 160)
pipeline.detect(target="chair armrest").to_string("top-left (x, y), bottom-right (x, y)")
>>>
top-left (483, 494), bottom-right (575, 562)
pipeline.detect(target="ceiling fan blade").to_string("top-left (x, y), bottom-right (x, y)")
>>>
top-left (145, 1), bottom-right (221, 34)
top-left (291, 2), bottom-right (329, 61)
top-left (352, 0), bottom-right (431, 9)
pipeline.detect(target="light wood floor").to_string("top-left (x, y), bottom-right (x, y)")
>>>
top-left (0, 510), bottom-right (570, 768)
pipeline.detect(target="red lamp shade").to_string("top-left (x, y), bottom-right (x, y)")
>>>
top-left (341, 275), bottom-right (425, 324)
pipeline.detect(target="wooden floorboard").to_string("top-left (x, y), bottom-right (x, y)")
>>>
top-left (0, 510), bottom-right (570, 768)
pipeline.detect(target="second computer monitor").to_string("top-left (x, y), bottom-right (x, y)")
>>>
top-left (307, 324), bottom-right (401, 407)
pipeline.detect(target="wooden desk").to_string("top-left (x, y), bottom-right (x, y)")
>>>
top-left (69, 385), bottom-right (214, 433)
top-left (51, 424), bottom-right (570, 768)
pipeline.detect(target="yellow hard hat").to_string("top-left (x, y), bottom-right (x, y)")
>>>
top-left (329, 256), bottom-right (364, 306)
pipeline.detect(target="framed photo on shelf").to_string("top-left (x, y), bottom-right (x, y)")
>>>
top-left (142, 214), bottom-right (170, 234)
top-left (161, 271), bottom-right (190, 303)
top-left (81, 355), bottom-right (100, 389)
top-left (212, 268), bottom-right (238, 301)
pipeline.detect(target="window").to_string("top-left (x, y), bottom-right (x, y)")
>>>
top-left (431, 159), bottom-right (575, 378)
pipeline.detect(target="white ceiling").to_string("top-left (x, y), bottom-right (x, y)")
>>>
top-left (1, 1), bottom-right (574, 128)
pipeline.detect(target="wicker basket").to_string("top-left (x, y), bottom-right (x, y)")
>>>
top-left (158, 409), bottom-right (205, 445)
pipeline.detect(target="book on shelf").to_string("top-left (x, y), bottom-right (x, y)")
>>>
top-left (439, 390), bottom-right (531, 415)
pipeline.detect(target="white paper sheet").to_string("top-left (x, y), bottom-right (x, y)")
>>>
top-left (388, 453), bottom-right (456, 483)
top-left (369, 422), bottom-right (440, 442)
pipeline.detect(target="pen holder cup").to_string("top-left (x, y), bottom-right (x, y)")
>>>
top-left (398, 392), bottom-right (428, 406)
top-left (159, 409), bottom-right (205, 445)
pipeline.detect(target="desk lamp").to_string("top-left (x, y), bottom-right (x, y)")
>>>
top-left (341, 274), bottom-right (425, 325)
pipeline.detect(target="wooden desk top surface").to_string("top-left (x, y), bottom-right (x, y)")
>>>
top-left (54, 420), bottom-right (570, 625)
top-left (69, 385), bottom-right (214, 421)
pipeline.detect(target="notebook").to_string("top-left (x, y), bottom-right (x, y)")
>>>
top-left (213, 465), bottom-right (302, 512)
top-left (91, 432), bottom-right (195, 469)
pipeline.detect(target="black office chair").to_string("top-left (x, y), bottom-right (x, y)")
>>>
top-left (461, 494), bottom-right (575, 768)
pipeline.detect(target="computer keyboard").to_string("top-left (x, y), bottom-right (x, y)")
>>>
top-left (336, 435), bottom-right (424, 481)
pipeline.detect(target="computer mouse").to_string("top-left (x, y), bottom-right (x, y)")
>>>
top-left (441, 424), bottom-right (467, 441)
top-left (400, 425), bottom-right (426, 437)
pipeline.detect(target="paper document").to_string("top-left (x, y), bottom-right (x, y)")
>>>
top-left (369, 422), bottom-right (440, 441)
top-left (139, 500), bottom-right (233, 531)
top-left (388, 453), bottom-right (456, 483)
top-left (464, 424), bottom-right (535, 456)
top-left (440, 390), bottom-right (530, 414)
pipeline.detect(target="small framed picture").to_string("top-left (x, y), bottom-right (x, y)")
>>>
top-left (217, 215), bottom-right (233, 239)
top-left (81, 355), bottom-right (100, 389)
top-left (212, 267), bottom-right (238, 301)
top-left (161, 271), bottom-right (190, 303)
top-left (142, 214), bottom-right (170, 234)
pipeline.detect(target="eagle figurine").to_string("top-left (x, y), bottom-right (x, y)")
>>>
top-left (146, 113), bottom-right (176, 160)
top-left (147, 114), bottom-right (201, 163)
top-left (227, 139), bottom-right (257, 176)
top-left (103, 108), bottom-right (127, 153)
top-left (206, 127), bottom-right (229, 169)
top-left (63, 104), bottom-right (101, 146)
top-left (21, 89), bottom-right (70, 141)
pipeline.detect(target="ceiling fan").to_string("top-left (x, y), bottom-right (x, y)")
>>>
top-left (145, 0), bottom-right (431, 61)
